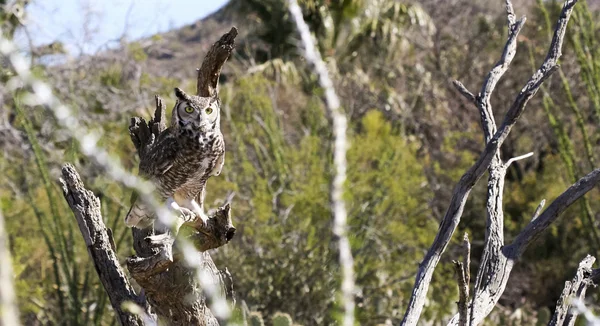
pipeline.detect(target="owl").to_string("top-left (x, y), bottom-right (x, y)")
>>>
top-left (125, 87), bottom-right (225, 229)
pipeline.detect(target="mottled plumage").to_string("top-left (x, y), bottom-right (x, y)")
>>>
top-left (125, 87), bottom-right (225, 229)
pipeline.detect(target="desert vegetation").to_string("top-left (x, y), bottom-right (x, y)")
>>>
top-left (2, 0), bottom-right (600, 325)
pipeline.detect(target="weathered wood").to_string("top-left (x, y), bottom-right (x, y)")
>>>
top-left (129, 95), bottom-right (167, 158)
top-left (124, 28), bottom-right (238, 326)
top-left (60, 164), bottom-right (145, 326)
top-left (549, 255), bottom-right (598, 326)
top-left (401, 1), bottom-right (579, 324)
top-left (64, 28), bottom-right (238, 326)
top-left (452, 234), bottom-right (470, 326)
top-left (196, 27), bottom-right (237, 97)
top-left (441, 0), bottom-right (600, 325)
top-left (401, 0), bottom-right (582, 324)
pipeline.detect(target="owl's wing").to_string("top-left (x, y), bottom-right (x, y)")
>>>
top-left (210, 134), bottom-right (225, 176)
top-left (211, 152), bottom-right (225, 176)
top-left (139, 129), bottom-right (179, 177)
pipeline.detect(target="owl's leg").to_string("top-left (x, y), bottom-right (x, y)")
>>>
top-left (166, 197), bottom-right (180, 210)
top-left (165, 196), bottom-right (195, 224)
top-left (198, 187), bottom-right (209, 225)
top-left (190, 199), bottom-right (209, 226)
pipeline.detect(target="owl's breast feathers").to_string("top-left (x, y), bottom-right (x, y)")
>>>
top-left (147, 128), bottom-right (225, 200)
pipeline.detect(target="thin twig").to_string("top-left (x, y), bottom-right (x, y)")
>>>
top-left (452, 260), bottom-right (468, 326)
top-left (462, 233), bottom-right (470, 286)
top-left (453, 233), bottom-right (471, 326)
top-left (452, 80), bottom-right (477, 105)
top-left (505, 152), bottom-right (534, 167)
top-left (288, 1), bottom-right (355, 326)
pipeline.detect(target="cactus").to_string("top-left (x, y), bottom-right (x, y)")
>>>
top-left (249, 311), bottom-right (265, 326)
top-left (246, 310), bottom-right (302, 326)
top-left (271, 312), bottom-right (293, 326)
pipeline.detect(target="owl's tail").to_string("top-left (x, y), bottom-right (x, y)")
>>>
top-left (124, 194), bottom-right (154, 229)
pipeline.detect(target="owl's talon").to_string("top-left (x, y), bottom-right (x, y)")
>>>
top-left (193, 209), bottom-right (209, 226)
top-left (178, 207), bottom-right (195, 223)
top-left (165, 197), bottom-right (195, 224)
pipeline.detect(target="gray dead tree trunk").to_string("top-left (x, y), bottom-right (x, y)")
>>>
top-left (61, 28), bottom-right (238, 326)
top-left (401, 0), bottom-right (600, 325)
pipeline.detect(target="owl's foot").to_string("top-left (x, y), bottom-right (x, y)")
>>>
top-left (166, 197), bottom-right (196, 224)
top-left (196, 210), bottom-right (210, 226)
top-left (190, 200), bottom-right (209, 227)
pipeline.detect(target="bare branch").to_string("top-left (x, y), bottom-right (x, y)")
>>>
top-left (505, 0), bottom-right (516, 27)
top-left (453, 233), bottom-right (471, 326)
top-left (402, 1), bottom-right (578, 324)
top-left (508, 167), bottom-right (600, 257)
top-left (452, 261), bottom-right (468, 326)
top-left (187, 204), bottom-right (236, 252)
top-left (452, 80), bottom-right (476, 105)
top-left (505, 152), bottom-right (534, 167)
top-left (477, 16), bottom-right (525, 140)
top-left (549, 255), bottom-right (597, 326)
top-left (60, 164), bottom-right (145, 326)
top-left (196, 27), bottom-right (237, 97)
top-left (129, 95), bottom-right (167, 157)
top-left (462, 233), bottom-right (471, 286)
top-left (446, 168), bottom-right (599, 326)
top-left (288, 1), bottom-right (354, 326)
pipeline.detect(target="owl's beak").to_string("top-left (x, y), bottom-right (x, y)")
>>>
top-left (194, 121), bottom-right (209, 132)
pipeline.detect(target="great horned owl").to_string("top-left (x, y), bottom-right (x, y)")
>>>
top-left (125, 87), bottom-right (225, 229)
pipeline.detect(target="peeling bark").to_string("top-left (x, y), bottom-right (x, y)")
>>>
top-left (60, 164), bottom-right (145, 326)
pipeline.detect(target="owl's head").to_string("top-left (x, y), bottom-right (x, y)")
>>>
top-left (171, 87), bottom-right (220, 132)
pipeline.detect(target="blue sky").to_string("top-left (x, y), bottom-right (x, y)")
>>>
top-left (19, 0), bottom-right (229, 54)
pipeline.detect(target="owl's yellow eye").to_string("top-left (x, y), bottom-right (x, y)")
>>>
top-left (205, 107), bottom-right (213, 115)
top-left (184, 106), bottom-right (194, 113)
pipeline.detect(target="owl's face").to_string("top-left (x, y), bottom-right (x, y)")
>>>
top-left (171, 87), bottom-right (219, 132)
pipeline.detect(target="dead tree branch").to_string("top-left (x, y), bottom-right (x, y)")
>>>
top-left (60, 164), bottom-right (145, 326)
top-left (507, 168), bottom-right (600, 257)
top-left (452, 234), bottom-right (471, 326)
top-left (441, 0), bottom-right (596, 324)
top-left (401, 0), bottom-right (579, 324)
top-left (125, 28), bottom-right (238, 325)
top-left (196, 27), bottom-right (237, 97)
top-left (61, 28), bottom-right (238, 326)
top-left (445, 167), bottom-right (600, 325)
top-left (549, 255), bottom-right (599, 326)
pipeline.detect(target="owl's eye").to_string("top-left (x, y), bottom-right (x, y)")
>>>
top-left (205, 107), bottom-right (213, 115)
top-left (184, 106), bottom-right (194, 114)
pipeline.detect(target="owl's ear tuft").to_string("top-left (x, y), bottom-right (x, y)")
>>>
top-left (174, 87), bottom-right (190, 101)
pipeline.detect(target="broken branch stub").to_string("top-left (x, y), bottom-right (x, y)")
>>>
top-left (196, 27), bottom-right (238, 97)
top-left (549, 255), bottom-right (599, 326)
top-left (60, 164), bottom-right (146, 326)
top-left (126, 85), bottom-right (235, 325)
top-left (122, 27), bottom-right (239, 325)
